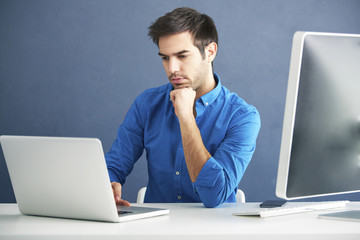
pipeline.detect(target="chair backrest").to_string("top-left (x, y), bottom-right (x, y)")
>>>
top-left (136, 187), bottom-right (147, 203)
top-left (136, 187), bottom-right (246, 203)
top-left (236, 189), bottom-right (246, 203)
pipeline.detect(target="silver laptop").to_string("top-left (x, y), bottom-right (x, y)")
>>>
top-left (0, 135), bottom-right (169, 222)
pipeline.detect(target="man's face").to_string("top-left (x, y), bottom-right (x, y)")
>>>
top-left (158, 31), bottom-right (211, 92)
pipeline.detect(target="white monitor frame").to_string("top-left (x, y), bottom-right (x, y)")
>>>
top-left (276, 31), bottom-right (360, 200)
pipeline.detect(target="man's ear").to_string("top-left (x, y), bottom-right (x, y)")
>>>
top-left (206, 42), bottom-right (217, 63)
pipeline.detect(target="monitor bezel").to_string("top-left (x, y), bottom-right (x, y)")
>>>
top-left (276, 31), bottom-right (360, 200)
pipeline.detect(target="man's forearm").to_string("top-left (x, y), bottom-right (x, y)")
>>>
top-left (179, 116), bottom-right (211, 182)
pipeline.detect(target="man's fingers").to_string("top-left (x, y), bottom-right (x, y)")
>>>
top-left (111, 181), bottom-right (131, 206)
top-left (170, 88), bottom-right (196, 119)
top-left (117, 199), bottom-right (131, 206)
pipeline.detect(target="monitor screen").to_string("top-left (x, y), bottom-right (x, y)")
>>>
top-left (276, 32), bottom-right (360, 200)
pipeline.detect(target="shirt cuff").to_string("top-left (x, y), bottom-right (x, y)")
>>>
top-left (107, 168), bottom-right (123, 185)
top-left (194, 157), bottom-right (223, 188)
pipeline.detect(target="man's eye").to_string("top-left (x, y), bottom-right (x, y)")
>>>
top-left (178, 55), bottom-right (187, 58)
top-left (161, 56), bottom-right (169, 61)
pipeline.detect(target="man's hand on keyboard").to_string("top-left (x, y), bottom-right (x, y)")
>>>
top-left (111, 181), bottom-right (131, 206)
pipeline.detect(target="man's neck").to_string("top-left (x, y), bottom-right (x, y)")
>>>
top-left (195, 73), bottom-right (216, 101)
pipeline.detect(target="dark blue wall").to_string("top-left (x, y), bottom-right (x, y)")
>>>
top-left (1, 0), bottom-right (360, 203)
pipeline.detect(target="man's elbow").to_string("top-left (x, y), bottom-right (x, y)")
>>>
top-left (197, 187), bottom-right (226, 208)
top-left (202, 198), bottom-right (222, 208)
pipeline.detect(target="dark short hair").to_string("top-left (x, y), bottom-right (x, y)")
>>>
top-left (148, 7), bottom-right (218, 58)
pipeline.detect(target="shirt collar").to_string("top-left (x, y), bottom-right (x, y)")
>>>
top-left (197, 72), bottom-right (221, 107)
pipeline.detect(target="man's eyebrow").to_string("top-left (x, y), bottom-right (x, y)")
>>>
top-left (158, 50), bottom-right (190, 56)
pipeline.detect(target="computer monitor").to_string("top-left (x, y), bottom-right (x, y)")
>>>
top-left (276, 31), bottom-right (360, 200)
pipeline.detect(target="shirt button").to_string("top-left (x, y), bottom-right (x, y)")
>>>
top-left (175, 171), bottom-right (180, 176)
top-left (205, 102), bottom-right (209, 106)
top-left (177, 195), bottom-right (182, 200)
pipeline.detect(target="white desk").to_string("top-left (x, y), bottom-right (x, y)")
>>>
top-left (1, 202), bottom-right (360, 240)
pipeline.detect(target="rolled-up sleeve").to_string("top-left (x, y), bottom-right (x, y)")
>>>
top-left (193, 108), bottom-right (261, 208)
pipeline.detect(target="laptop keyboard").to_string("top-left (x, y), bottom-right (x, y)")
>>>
top-left (118, 210), bottom-right (133, 215)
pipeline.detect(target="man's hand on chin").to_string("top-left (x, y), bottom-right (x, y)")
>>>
top-left (170, 87), bottom-right (196, 119)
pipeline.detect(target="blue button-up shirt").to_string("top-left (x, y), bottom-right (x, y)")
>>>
top-left (106, 73), bottom-right (260, 207)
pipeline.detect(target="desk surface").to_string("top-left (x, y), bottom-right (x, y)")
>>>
top-left (1, 202), bottom-right (360, 240)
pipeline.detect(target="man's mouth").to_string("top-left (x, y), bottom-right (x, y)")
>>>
top-left (169, 73), bottom-right (190, 88)
top-left (171, 78), bottom-right (185, 85)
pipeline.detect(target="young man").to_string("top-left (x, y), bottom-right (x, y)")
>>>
top-left (106, 7), bottom-right (261, 208)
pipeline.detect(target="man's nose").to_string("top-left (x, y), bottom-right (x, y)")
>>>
top-left (168, 58), bottom-right (180, 74)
